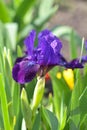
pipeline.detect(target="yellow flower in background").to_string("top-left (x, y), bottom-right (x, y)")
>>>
top-left (56, 72), bottom-right (62, 79)
top-left (63, 69), bottom-right (74, 90)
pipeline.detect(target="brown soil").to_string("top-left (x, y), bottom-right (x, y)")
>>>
top-left (49, 0), bottom-right (87, 39)
top-left (48, 0), bottom-right (87, 59)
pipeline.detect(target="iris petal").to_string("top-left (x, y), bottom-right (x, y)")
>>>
top-left (12, 58), bottom-right (40, 84)
top-left (37, 38), bottom-right (61, 65)
top-left (24, 30), bottom-right (36, 56)
top-left (38, 29), bottom-right (62, 54)
top-left (65, 59), bottom-right (83, 69)
top-left (37, 30), bottom-right (62, 65)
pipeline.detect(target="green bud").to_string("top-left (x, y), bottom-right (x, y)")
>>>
top-left (21, 88), bottom-right (32, 129)
top-left (32, 77), bottom-right (45, 111)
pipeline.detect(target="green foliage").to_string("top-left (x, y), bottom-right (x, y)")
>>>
top-left (14, 0), bottom-right (36, 23)
top-left (0, 73), bottom-right (11, 130)
top-left (32, 112), bottom-right (41, 130)
top-left (21, 88), bottom-right (32, 129)
top-left (0, 0), bottom-right (11, 22)
top-left (0, 0), bottom-right (87, 130)
top-left (41, 106), bottom-right (58, 130)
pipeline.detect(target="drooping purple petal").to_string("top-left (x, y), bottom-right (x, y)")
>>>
top-left (38, 29), bottom-right (62, 54)
top-left (57, 54), bottom-right (68, 66)
top-left (12, 58), bottom-right (40, 84)
top-left (65, 59), bottom-right (83, 69)
top-left (64, 55), bottom-right (87, 69)
top-left (24, 30), bottom-right (36, 56)
top-left (15, 57), bottom-right (25, 64)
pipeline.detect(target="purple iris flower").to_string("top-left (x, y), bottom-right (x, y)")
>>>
top-left (12, 30), bottom-right (63, 83)
top-left (12, 29), bottom-right (87, 84)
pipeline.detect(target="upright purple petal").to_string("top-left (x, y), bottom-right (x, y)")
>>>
top-left (38, 29), bottom-right (62, 54)
top-left (37, 38), bottom-right (61, 65)
top-left (12, 58), bottom-right (40, 84)
top-left (37, 30), bottom-right (62, 65)
top-left (24, 30), bottom-right (36, 56)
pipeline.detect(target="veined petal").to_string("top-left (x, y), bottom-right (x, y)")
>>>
top-left (38, 29), bottom-right (62, 54)
top-left (12, 58), bottom-right (40, 84)
top-left (37, 38), bottom-right (61, 65)
top-left (24, 30), bottom-right (36, 56)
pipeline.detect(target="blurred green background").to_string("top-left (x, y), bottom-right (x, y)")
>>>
top-left (0, 0), bottom-right (87, 130)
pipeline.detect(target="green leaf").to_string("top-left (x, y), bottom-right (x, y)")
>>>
top-left (5, 23), bottom-right (18, 51)
top-left (46, 109), bottom-right (58, 130)
top-left (12, 83), bottom-right (20, 116)
top-left (80, 114), bottom-right (87, 130)
top-left (0, 22), bottom-right (4, 46)
top-left (14, 102), bottom-right (23, 130)
top-left (41, 106), bottom-right (58, 130)
top-left (70, 29), bottom-right (77, 59)
top-left (52, 26), bottom-right (81, 45)
top-left (34, 0), bottom-right (58, 26)
top-left (25, 79), bottom-right (36, 102)
top-left (0, 22), bottom-right (15, 50)
top-left (59, 95), bottom-right (67, 130)
top-left (0, 46), bottom-right (12, 102)
top-left (21, 88), bottom-right (32, 129)
top-left (17, 45), bottom-right (23, 57)
top-left (0, 107), bottom-right (4, 130)
top-left (0, 0), bottom-right (11, 22)
top-left (18, 24), bottom-right (34, 41)
top-left (69, 119), bottom-right (79, 130)
top-left (50, 67), bottom-right (71, 121)
top-left (41, 106), bottom-right (51, 130)
top-left (70, 70), bottom-right (81, 127)
top-left (13, 0), bottom-right (22, 9)
top-left (3, 47), bottom-right (12, 101)
top-left (79, 86), bottom-right (87, 119)
top-left (32, 112), bottom-right (41, 130)
top-left (0, 73), bottom-right (11, 130)
top-left (14, 0), bottom-right (36, 22)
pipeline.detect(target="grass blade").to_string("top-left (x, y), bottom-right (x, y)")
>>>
top-left (0, 73), bottom-right (11, 130)
top-left (0, 0), bottom-right (11, 22)
top-left (14, 0), bottom-right (36, 22)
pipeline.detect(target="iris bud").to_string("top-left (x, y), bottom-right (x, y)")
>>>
top-left (32, 77), bottom-right (45, 111)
